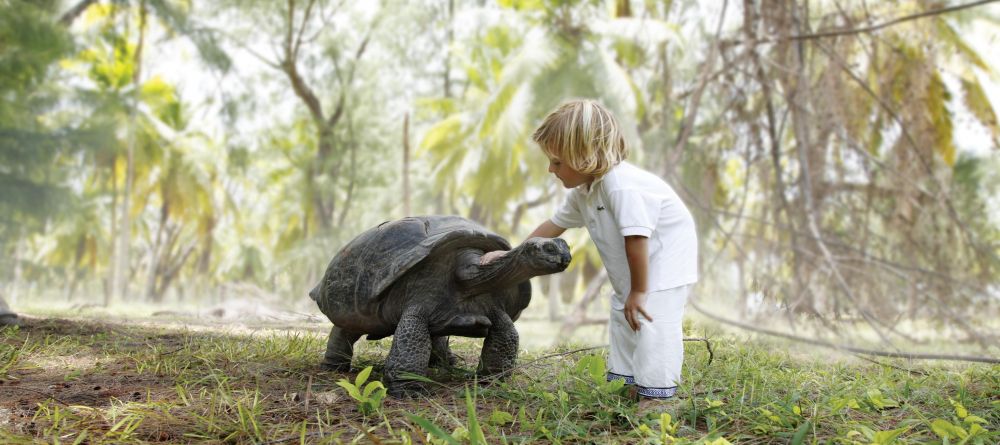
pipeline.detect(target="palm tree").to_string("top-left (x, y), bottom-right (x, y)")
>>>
top-left (0, 1), bottom-right (83, 323)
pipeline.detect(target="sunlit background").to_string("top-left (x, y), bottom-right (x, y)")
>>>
top-left (2, 0), bottom-right (999, 355)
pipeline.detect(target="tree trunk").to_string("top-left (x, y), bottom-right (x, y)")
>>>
top-left (555, 270), bottom-right (608, 343)
top-left (9, 230), bottom-right (25, 306)
top-left (145, 198), bottom-right (168, 301)
top-left (547, 273), bottom-right (561, 321)
top-left (114, 0), bottom-right (147, 303)
top-left (444, 0), bottom-right (454, 98)
top-left (402, 113), bottom-right (411, 216)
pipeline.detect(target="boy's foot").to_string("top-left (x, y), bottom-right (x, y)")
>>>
top-left (637, 396), bottom-right (682, 417)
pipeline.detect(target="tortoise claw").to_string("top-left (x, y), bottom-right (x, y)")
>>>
top-left (387, 381), bottom-right (429, 398)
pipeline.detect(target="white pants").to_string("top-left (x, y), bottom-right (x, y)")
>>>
top-left (606, 284), bottom-right (690, 399)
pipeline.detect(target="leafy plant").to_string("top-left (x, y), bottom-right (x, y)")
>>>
top-left (335, 366), bottom-right (387, 416)
top-left (574, 354), bottom-right (626, 395)
top-left (639, 412), bottom-right (735, 445)
top-left (864, 388), bottom-right (900, 410)
top-left (928, 399), bottom-right (993, 444)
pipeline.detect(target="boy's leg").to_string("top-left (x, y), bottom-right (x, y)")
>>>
top-left (633, 285), bottom-right (690, 399)
top-left (607, 302), bottom-right (637, 386)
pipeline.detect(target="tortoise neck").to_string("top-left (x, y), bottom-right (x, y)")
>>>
top-left (458, 244), bottom-right (534, 294)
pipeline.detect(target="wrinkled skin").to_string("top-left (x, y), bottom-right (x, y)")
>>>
top-left (310, 216), bottom-right (571, 397)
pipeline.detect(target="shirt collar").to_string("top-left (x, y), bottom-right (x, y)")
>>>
top-left (579, 161), bottom-right (621, 196)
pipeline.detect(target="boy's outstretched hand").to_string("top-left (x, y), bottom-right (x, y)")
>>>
top-left (480, 250), bottom-right (508, 265)
top-left (623, 291), bottom-right (652, 331)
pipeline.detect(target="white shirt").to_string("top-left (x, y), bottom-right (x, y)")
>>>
top-left (550, 161), bottom-right (698, 310)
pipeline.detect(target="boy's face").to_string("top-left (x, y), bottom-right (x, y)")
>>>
top-left (547, 155), bottom-right (594, 189)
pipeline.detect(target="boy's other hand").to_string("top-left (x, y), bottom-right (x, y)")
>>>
top-left (480, 250), bottom-right (508, 265)
top-left (624, 291), bottom-right (652, 332)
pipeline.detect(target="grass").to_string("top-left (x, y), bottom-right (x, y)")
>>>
top-left (0, 315), bottom-right (996, 444)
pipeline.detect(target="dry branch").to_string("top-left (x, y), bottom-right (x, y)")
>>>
top-left (688, 296), bottom-right (1000, 364)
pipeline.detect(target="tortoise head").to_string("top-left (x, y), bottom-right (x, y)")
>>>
top-left (518, 237), bottom-right (572, 275)
top-left (456, 237), bottom-right (572, 294)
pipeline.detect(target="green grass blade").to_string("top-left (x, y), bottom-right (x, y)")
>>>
top-left (791, 420), bottom-right (812, 445)
top-left (407, 414), bottom-right (460, 445)
top-left (465, 388), bottom-right (487, 445)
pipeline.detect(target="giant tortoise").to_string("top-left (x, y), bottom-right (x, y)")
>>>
top-left (309, 216), bottom-right (571, 396)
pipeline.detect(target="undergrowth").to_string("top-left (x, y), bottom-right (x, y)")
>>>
top-left (0, 317), bottom-right (996, 444)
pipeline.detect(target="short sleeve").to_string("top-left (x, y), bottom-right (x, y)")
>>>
top-left (608, 189), bottom-right (660, 237)
top-left (550, 189), bottom-right (585, 229)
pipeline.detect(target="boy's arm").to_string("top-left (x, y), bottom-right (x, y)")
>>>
top-left (623, 235), bottom-right (652, 331)
top-left (480, 220), bottom-right (566, 265)
top-left (528, 220), bottom-right (567, 238)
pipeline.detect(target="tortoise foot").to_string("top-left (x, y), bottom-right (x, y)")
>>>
top-left (387, 380), bottom-right (429, 398)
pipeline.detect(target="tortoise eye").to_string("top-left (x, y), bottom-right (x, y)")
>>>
top-left (543, 243), bottom-right (557, 254)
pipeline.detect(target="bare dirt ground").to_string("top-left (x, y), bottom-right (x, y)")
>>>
top-left (0, 318), bottom-right (184, 433)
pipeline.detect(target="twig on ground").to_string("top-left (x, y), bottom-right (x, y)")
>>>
top-left (689, 296), bottom-right (1000, 364)
top-left (851, 353), bottom-right (929, 376)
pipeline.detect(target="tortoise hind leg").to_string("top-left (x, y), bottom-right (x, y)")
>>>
top-left (321, 325), bottom-right (361, 372)
top-left (429, 336), bottom-right (459, 368)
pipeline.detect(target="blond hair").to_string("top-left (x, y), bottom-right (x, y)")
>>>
top-left (532, 99), bottom-right (628, 177)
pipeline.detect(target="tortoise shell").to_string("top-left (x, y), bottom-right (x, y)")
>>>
top-left (311, 216), bottom-right (510, 310)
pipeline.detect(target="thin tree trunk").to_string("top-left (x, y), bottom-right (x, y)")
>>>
top-left (145, 199), bottom-right (168, 301)
top-left (402, 113), bottom-right (411, 216)
top-left (10, 229), bottom-right (25, 305)
top-left (444, 0), bottom-right (454, 98)
top-left (106, 161), bottom-right (117, 306)
top-left (555, 270), bottom-right (609, 343)
top-left (547, 272), bottom-right (560, 321)
top-left (114, 0), bottom-right (147, 302)
top-left (153, 240), bottom-right (196, 303)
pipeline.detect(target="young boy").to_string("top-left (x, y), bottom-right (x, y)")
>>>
top-left (481, 99), bottom-right (698, 411)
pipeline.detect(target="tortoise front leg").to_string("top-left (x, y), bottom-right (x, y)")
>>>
top-left (477, 310), bottom-right (518, 377)
top-left (429, 336), bottom-right (458, 368)
top-left (385, 308), bottom-right (432, 397)
top-left (321, 325), bottom-right (361, 372)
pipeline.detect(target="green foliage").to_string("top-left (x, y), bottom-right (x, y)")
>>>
top-left (574, 354), bottom-right (626, 394)
top-left (407, 413), bottom-right (462, 445)
top-left (959, 73), bottom-right (1000, 143)
top-left (335, 366), bottom-right (388, 416)
top-left (0, 1), bottom-right (71, 95)
top-left (0, 1), bottom-right (82, 234)
top-left (927, 399), bottom-right (993, 444)
top-left (418, 0), bottom-right (645, 235)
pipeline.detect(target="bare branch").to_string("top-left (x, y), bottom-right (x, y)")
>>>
top-left (292, 0), bottom-right (318, 60)
top-left (688, 296), bottom-right (1000, 364)
top-left (662, 0), bottom-right (729, 179)
top-left (555, 270), bottom-right (608, 342)
top-left (58, 0), bottom-right (99, 26)
top-left (282, 0), bottom-right (325, 124)
top-left (326, 11), bottom-right (378, 129)
top-left (720, 0), bottom-right (999, 45)
top-left (785, 0), bottom-right (998, 41)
